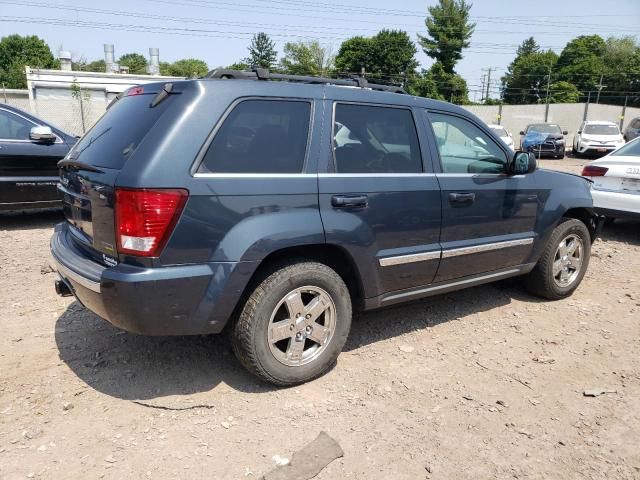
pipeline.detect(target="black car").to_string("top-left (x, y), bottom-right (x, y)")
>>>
top-left (51, 70), bottom-right (602, 385)
top-left (0, 104), bottom-right (76, 211)
top-left (520, 123), bottom-right (568, 159)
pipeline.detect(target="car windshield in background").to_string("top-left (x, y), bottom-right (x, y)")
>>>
top-left (528, 124), bottom-right (562, 134)
top-left (611, 138), bottom-right (640, 157)
top-left (491, 126), bottom-right (508, 137)
top-left (584, 124), bottom-right (620, 135)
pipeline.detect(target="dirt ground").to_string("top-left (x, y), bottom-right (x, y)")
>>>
top-left (1, 158), bottom-right (639, 480)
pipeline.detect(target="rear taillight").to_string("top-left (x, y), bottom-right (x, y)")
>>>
top-left (581, 165), bottom-right (609, 177)
top-left (115, 188), bottom-right (188, 257)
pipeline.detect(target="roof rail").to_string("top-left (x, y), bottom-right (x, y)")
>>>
top-left (204, 68), bottom-right (406, 94)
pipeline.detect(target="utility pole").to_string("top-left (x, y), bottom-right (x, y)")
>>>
top-left (544, 64), bottom-right (552, 122)
top-left (480, 74), bottom-right (487, 103)
top-left (481, 68), bottom-right (494, 104)
top-left (620, 96), bottom-right (628, 131)
top-left (595, 73), bottom-right (606, 104)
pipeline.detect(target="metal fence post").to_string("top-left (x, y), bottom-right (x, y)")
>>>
top-left (79, 87), bottom-right (86, 134)
top-left (498, 103), bottom-right (503, 125)
top-left (583, 92), bottom-right (590, 121)
top-left (620, 96), bottom-right (628, 131)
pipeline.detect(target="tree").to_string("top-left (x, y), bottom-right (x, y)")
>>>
top-left (335, 30), bottom-right (418, 84)
top-left (0, 34), bottom-right (58, 88)
top-left (601, 36), bottom-right (640, 106)
top-left (163, 58), bottom-right (208, 77)
top-left (280, 41), bottom-right (334, 76)
top-left (501, 42), bottom-right (559, 104)
top-left (406, 69), bottom-right (442, 99)
top-left (418, 0), bottom-right (475, 74)
top-left (428, 61), bottom-right (468, 103)
top-left (226, 61), bottom-right (250, 71)
top-left (73, 59), bottom-right (106, 72)
top-left (555, 35), bottom-right (606, 94)
top-left (516, 37), bottom-right (539, 57)
top-left (244, 32), bottom-right (277, 69)
top-left (548, 81), bottom-right (581, 103)
top-left (118, 53), bottom-right (148, 74)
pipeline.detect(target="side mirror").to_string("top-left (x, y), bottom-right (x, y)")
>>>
top-left (519, 131), bottom-right (525, 135)
top-left (577, 130), bottom-right (582, 134)
top-left (562, 130), bottom-right (568, 135)
top-left (510, 151), bottom-right (537, 175)
top-left (30, 126), bottom-right (56, 143)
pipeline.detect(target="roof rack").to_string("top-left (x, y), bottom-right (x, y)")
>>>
top-left (204, 68), bottom-right (406, 94)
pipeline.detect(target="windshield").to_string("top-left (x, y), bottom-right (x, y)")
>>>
top-left (527, 124), bottom-right (562, 134)
top-left (490, 126), bottom-right (508, 137)
top-left (611, 138), bottom-right (640, 157)
top-left (584, 124), bottom-right (620, 135)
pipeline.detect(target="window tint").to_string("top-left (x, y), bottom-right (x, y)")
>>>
top-left (611, 138), bottom-right (640, 157)
top-left (584, 124), bottom-right (619, 135)
top-left (527, 124), bottom-right (562, 135)
top-left (0, 109), bottom-right (34, 140)
top-left (333, 104), bottom-right (422, 173)
top-left (68, 93), bottom-right (173, 169)
top-left (199, 100), bottom-right (311, 174)
top-left (429, 112), bottom-right (508, 174)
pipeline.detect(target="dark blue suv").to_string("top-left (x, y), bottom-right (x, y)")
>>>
top-left (51, 70), bottom-right (602, 385)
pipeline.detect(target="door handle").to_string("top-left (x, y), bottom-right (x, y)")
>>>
top-left (331, 194), bottom-right (368, 208)
top-left (448, 192), bottom-right (475, 206)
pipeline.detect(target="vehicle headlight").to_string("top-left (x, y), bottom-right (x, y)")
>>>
top-left (556, 139), bottom-right (565, 144)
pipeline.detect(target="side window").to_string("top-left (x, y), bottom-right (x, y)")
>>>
top-left (0, 109), bottom-right (34, 140)
top-left (428, 112), bottom-right (508, 174)
top-left (199, 99), bottom-right (311, 174)
top-left (333, 104), bottom-right (422, 174)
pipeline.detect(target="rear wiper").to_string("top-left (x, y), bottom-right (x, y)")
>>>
top-left (57, 159), bottom-right (104, 173)
top-left (150, 83), bottom-right (178, 108)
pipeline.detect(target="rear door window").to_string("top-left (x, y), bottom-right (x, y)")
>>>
top-left (198, 99), bottom-right (311, 174)
top-left (332, 104), bottom-right (422, 173)
top-left (67, 93), bottom-right (172, 169)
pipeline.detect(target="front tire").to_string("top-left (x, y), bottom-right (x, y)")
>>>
top-left (523, 218), bottom-right (591, 300)
top-left (232, 261), bottom-right (352, 386)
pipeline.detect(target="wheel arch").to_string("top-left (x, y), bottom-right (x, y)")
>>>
top-left (237, 243), bottom-right (365, 312)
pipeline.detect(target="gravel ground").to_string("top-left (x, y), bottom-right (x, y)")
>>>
top-left (1, 158), bottom-right (639, 480)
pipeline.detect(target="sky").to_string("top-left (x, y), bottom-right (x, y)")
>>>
top-left (1, 0), bottom-right (639, 100)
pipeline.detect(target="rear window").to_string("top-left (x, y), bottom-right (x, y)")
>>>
top-left (584, 124), bottom-right (619, 135)
top-left (490, 126), bottom-right (508, 137)
top-left (67, 93), bottom-right (171, 169)
top-left (611, 138), bottom-right (640, 156)
top-left (198, 99), bottom-right (311, 174)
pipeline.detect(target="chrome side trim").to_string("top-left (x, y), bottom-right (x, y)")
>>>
top-left (55, 261), bottom-right (101, 293)
top-left (0, 176), bottom-right (59, 182)
top-left (382, 268), bottom-right (522, 303)
top-left (319, 173), bottom-right (436, 178)
top-left (442, 238), bottom-right (533, 259)
top-left (379, 250), bottom-right (441, 267)
top-left (193, 173), bottom-right (316, 179)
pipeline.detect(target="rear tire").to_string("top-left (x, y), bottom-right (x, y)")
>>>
top-left (232, 261), bottom-right (352, 386)
top-left (523, 218), bottom-right (591, 300)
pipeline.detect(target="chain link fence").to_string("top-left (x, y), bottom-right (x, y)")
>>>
top-left (463, 102), bottom-right (640, 147)
top-left (3, 83), bottom-right (640, 145)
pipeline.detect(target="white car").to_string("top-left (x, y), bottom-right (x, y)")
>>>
top-left (582, 137), bottom-right (640, 221)
top-left (488, 124), bottom-right (514, 149)
top-left (573, 120), bottom-right (625, 158)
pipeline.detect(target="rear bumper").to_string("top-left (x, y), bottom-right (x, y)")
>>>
top-left (592, 188), bottom-right (640, 218)
top-left (50, 223), bottom-right (256, 335)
